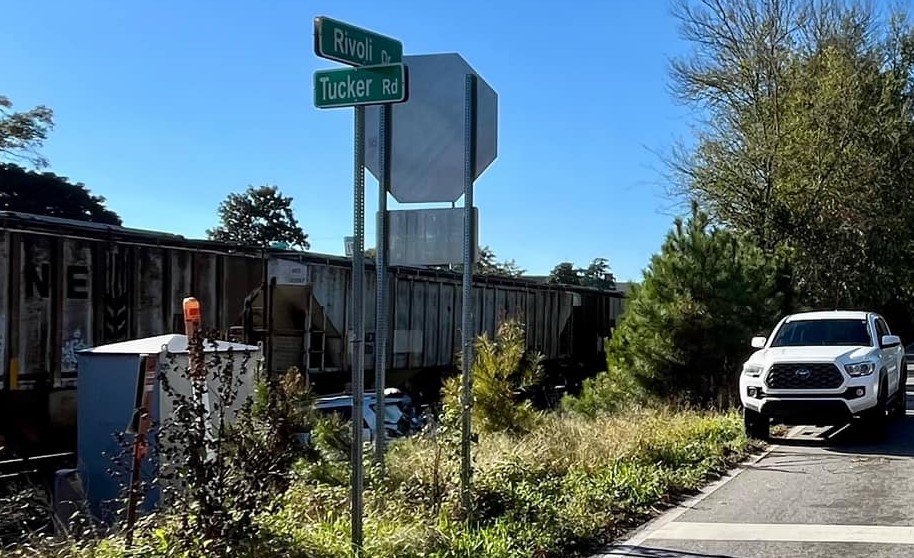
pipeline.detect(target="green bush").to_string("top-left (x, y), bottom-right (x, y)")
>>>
top-left (562, 360), bottom-right (643, 416)
top-left (441, 320), bottom-right (543, 434)
top-left (593, 206), bottom-right (783, 406)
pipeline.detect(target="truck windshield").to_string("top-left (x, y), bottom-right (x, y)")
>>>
top-left (770, 319), bottom-right (872, 347)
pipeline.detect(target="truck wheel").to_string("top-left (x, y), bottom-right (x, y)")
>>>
top-left (890, 361), bottom-right (908, 419)
top-left (862, 379), bottom-right (889, 436)
top-left (744, 408), bottom-right (769, 440)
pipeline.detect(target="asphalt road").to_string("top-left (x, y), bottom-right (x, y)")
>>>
top-left (597, 384), bottom-right (914, 558)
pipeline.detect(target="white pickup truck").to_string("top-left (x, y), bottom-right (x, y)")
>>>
top-left (740, 311), bottom-right (907, 439)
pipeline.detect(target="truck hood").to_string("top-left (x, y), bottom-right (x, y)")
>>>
top-left (748, 345), bottom-right (877, 367)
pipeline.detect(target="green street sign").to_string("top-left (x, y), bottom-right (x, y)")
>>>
top-left (314, 64), bottom-right (408, 109)
top-left (314, 16), bottom-right (403, 67)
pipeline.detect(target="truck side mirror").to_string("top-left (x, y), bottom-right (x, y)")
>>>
top-left (881, 335), bottom-right (901, 348)
top-left (751, 336), bottom-right (767, 349)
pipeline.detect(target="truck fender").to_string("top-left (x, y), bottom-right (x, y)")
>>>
top-left (879, 368), bottom-right (890, 398)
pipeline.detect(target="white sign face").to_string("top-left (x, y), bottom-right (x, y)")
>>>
top-left (344, 236), bottom-right (355, 257)
top-left (270, 259), bottom-right (308, 286)
top-left (364, 53), bottom-right (498, 203)
top-left (387, 208), bottom-right (477, 267)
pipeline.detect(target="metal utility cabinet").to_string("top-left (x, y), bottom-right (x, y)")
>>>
top-left (76, 334), bottom-right (260, 522)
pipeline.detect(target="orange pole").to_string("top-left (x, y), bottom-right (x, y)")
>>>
top-left (183, 297), bottom-right (204, 380)
top-left (183, 297), bottom-right (201, 340)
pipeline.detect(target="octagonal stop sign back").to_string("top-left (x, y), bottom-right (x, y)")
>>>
top-left (364, 53), bottom-right (498, 203)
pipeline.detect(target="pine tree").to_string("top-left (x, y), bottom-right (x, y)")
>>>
top-left (606, 205), bottom-right (783, 405)
top-left (548, 262), bottom-right (580, 285)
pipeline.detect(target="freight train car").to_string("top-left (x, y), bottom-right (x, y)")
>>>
top-left (251, 255), bottom-right (624, 398)
top-left (0, 212), bottom-right (266, 455)
top-left (0, 212), bottom-right (624, 455)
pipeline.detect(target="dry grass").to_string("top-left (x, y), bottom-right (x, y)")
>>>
top-left (8, 407), bottom-right (757, 558)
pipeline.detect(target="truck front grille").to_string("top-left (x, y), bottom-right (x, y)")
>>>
top-left (765, 363), bottom-right (844, 390)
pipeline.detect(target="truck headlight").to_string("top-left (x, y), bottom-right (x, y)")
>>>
top-left (742, 364), bottom-right (763, 378)
top-left (845, 362), bottom-right (875, 377)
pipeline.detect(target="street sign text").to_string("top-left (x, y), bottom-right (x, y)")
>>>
top-left (314, 17), bottom-right (403, 67)
top-left (314, 64), bottom-right (407, 109)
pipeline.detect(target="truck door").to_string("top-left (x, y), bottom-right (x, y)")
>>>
top-left (876, 317), bottom-right (901, 394)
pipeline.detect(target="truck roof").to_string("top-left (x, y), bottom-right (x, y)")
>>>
top-left (785, 310), bottom-right (870, 321)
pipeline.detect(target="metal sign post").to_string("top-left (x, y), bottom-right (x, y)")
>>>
top-left (460, 73), bottom-right (477, 514)
top-left (374, 103), bottom-right (391, 466)
top-left (313, 17), bottom-right (407, 554)
top-left (350, 105), bottom-right (366, 552)
top-left (364, 53), bottom-right (497, 515)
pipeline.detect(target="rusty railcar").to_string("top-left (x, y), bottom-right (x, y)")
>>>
top-left (0, 212), bottom-right (624, 454)
top-left (254, 255), bottom-right (623, 396)
top-left (0, 212), bottom-right (265, 453)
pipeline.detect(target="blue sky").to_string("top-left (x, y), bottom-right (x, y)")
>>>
top-left (1, 1), bottom-right (694, 280)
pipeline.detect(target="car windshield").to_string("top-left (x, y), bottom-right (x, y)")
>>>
top-left (369, 402), bottom-right (404, 423)
top-left (770, 319), bottom-right (872, 347)
top-left (316, 405), bottom-right (352, 421)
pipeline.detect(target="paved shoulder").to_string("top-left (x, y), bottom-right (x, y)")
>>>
top-left (598, 398), bottom-right (914, 558)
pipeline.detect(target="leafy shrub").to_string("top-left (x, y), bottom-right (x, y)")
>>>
top-left (294, 413), bottom-right (353, 487)
top-left (250, 365), bottom-right (314, 433)
top-left (562, 359), bottom-right (643, 417)
top-left (152, 337), bottom-right (286, 554)
top-left (442, 320), bottom-right (544, 434)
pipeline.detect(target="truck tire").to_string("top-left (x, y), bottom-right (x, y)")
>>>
top-left (744, 408), bottom-right (769, 440)
top-left (861, 379), bottom-right (888, 437)
top-left (889, 360), bottom-right (907, 420)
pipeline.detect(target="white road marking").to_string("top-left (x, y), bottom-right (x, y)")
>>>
top-left (599, 426), bottom-right (805, 556)
top-left (825, 423), bottom-right (851, 439)
top-left (605, 449), bottom-right (780, 553)
top-left (647, 522), bottom-right (914, 544)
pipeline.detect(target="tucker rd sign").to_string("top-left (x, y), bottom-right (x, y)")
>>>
top-left (313, 64), bottom-right (407, 108)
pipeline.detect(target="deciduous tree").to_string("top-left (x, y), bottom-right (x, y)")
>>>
top-left (548, 258), bottom-right (615, 289)
top-left (580, 258), bottom-right (615, 290)
top-left (671, 0), bottom-right (914, 316)
top-left (0, 96), bottom-right (54, 168)
top-left (0, 163), bottom-right (120, 224)
top-left (474, 245), bottom-right (524, 277)
top-left (208, 185), bottom-right (309, 249)
top-left (548, 262), bottom-right (580, 285)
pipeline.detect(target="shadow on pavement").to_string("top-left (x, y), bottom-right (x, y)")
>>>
top-left (825, 415), bottom-right (914, 457)
top-left (601, 546), bottom-right (734, 558)
top-left (770, 391), bottom-right (914, 458)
